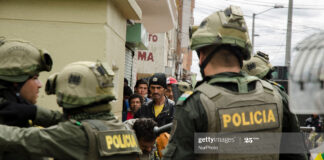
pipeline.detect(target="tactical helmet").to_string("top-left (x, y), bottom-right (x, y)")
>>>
top-left (45, 61), bottom-right (116, 109)
top-left (242, 51), bottom-right (274, 79)
top-left (177, 81), bottom-right (192, 92)
top-left (0, 38), bottom-right (52, 82)
top-left (289, 32), bottom-right (324, 114)
top-left (190, 5), bottom-right (252, 60)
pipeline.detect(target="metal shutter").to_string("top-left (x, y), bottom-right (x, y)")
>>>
top-left (124, 47), bottom-right (133, 87)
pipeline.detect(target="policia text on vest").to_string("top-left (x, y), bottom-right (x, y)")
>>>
top-left (97, 130), bottom-right (140, 156)
top-left (219, 104), bottom-right (279, 132)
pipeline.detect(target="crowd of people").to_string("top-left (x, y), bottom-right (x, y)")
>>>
top-left (0, 4), bottom-right (323, 160)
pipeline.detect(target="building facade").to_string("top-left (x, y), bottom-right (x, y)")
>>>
top-left (0, 0), bottom-right (177, 119)
top-left (176, 0), bottom-right (195, 80)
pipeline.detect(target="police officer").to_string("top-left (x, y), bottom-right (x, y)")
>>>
top-left (0, 38), bottom-right (63, 127)
top-left (242, 51), bottom-right (274, 80)
top-left (162, 6), bottom-right (306, 160)
top-left (0, 61), bottom-right (141, 159)
top-left (242, 51), bottom-right (286, 92)
top-left (0, 38), bottom-right (64, 159)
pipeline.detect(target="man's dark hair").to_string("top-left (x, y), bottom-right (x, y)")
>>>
top-left (134, 79), bottom-right (148, 88)
top-left (124, 86), bottom-right (133, 97)
top-left (129, 94), bottom-right (144, 105)
top-left (124, 78), bottom-right (129, 86)
top-left (133, 118), bottom-right (157, 142)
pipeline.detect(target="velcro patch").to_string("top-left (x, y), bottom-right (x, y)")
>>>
top-left (178, 91), bottom-right (193, 102)
top-left (97, 130), bottom-right (141, 156)
top-left (219, 104), bottom-right (279, 132)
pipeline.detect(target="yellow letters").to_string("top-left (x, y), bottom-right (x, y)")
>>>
top-left (242, 113), bottom-right (250, 126)
top-left (131, 135), bottom-right (137, 147)
top-left (268, 109), bottom-right (276, 123)
top-left (113, 135), bottom-right (120, 148)
top-left (254, 111), bottom-right (262, 124)
top-left (105, 133), bottom-right (138, 150)
top-left (263, 110), bottom-right (267, 123)
top-left (223, 114), bottom-right (231, 128)
top-left (124, 134), bottom-right (131, 147)
top-left (249, 112), bottom-right (254, 125)
top-left (221, 109), bottom-right (277, 128)
top-left (119, 135), bottom-right (127, 148)
top-left (106, 136), bottom-right (113, 149)
top-left (232, 113), bottom-right (241, 127)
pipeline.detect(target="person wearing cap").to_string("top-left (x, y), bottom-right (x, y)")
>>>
top-left (0, 61), bottom-right (142, 159)
top-left (162, 6), bottom-right (306, 160)
top-left (242, 51), bottom-right (286, 92)
top-left (165, 77), bottom-right (177, 101)
top-left (134, 78), bottom-right (151, 103)
top-left (135, 73), bottom-right (175, 127)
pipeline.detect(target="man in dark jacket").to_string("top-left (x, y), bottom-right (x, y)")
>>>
top-left (135, 73), bottom-right (175, 127)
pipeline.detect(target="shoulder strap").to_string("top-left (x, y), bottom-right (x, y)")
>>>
top-left (81, 120), bottom-right (112, 160)
top-left (82, 119), bottom-right (110, 131)
top-left (82, 121), bottom-right (99, 160)
top-left (195, 82), bottom-right (220, 99)
top-left (206, 76), bottom-right (259, 93)
top-left (260, 80), bottom-right (274, 94)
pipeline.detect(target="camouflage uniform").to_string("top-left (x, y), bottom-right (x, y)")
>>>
top-left (163, 6), bottom-right (306, 160)
top-left (0, 61), bottom-right (141, 159)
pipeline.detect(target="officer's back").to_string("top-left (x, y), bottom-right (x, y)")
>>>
top-left (162, 5), bottom-right (306, 160)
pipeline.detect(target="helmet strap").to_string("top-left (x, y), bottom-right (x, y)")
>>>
top-left (199, 46), bottom-right (221, 78)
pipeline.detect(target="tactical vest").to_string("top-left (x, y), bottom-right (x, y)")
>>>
top-left (82, 119), bottom-right (142, 160)
top-left (195, 76), bottom-right (283, 160)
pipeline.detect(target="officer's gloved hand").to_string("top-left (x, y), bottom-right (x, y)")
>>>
top-left (0, 101), bottom-right (36, 126)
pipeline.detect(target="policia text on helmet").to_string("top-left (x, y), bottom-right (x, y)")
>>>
top-left (190, 5), bottom-right (252, 78)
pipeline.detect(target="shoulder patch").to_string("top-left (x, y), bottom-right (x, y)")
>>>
top-left (268, 81), bottom-right (285, 91)
top-left (69, 119), bottom-right (82, 126)
top-left (176, 91), bottom-right (193, 106)
top-left (178, 91), bottom-right (193, 102)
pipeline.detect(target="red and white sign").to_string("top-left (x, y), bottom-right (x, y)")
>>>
top-left (135, 33), bottom-right (166, 73)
